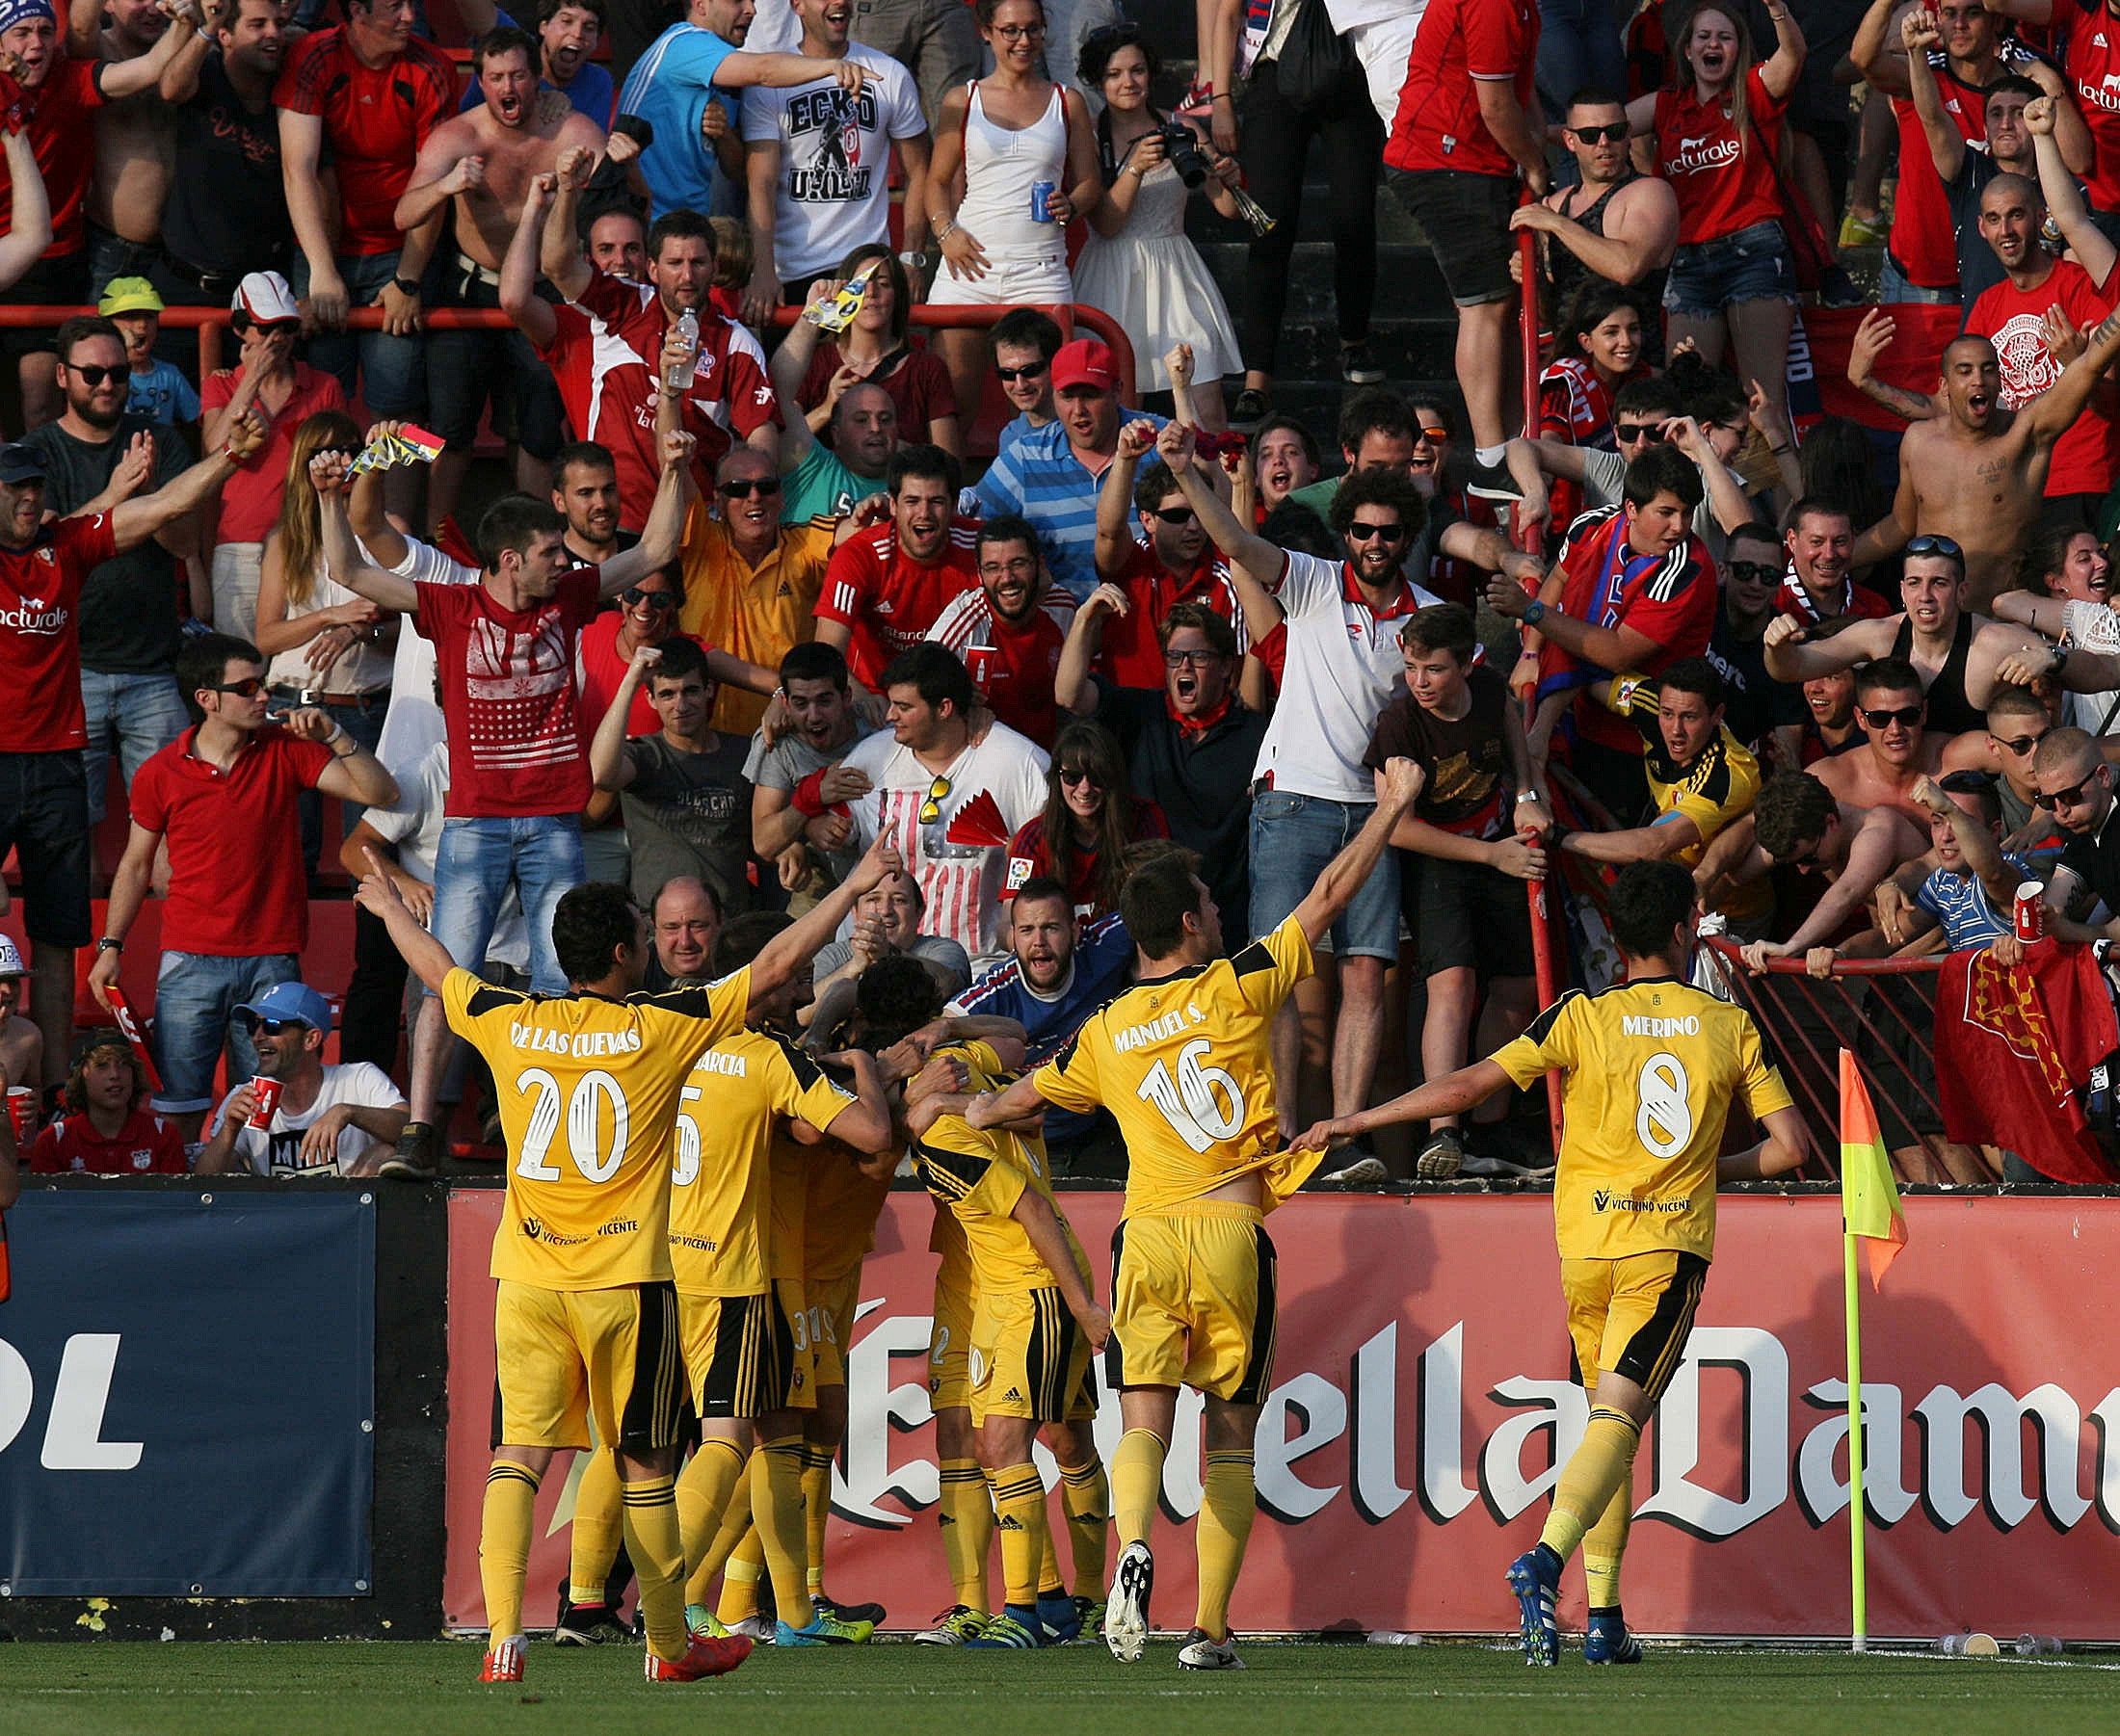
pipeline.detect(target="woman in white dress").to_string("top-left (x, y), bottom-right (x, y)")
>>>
top-left (926, 0), bottom-right (1104, 419)
top-left (1072, 22), bottom-right (1246, 429)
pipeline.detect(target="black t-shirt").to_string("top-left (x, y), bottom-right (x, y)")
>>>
top-left (1708, 605), bottom-right (1806, 750)
top-left (2060, 814), bottom-right (2120, 923)
top-left (621, 731), bottom-right (754, 915)
top-left (20, 416), bottom-right (192, 674)
top-left (1361, 663), bottom-right (1514, 839)
top-left (162, 54), bottom-right (290, 276)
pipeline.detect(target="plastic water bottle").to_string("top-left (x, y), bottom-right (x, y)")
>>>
top-left (1938, 1634), bottom-right (1968, 1656)
top-left (1365, 1631), bottom-right (1423, 1646)
top-left (2016, 1634), bottom-right (2063, 1657)
top-left (1937, 1632), bottom-right (1999, 1656)
top-left (666, 307), bottom-right (699, 394)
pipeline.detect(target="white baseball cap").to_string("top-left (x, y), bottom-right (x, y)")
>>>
top-left (0, 934), bottom-right (23, 978)
top-left (232, 271), bottom-right (300, 326)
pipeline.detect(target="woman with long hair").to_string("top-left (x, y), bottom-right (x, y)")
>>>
top-left (1005, 720), bottom-right (1167, 920)
top-left (793, 243), bottom-right (961, 459)
top-left (1627, 0), bottom-right (1805, 423)
top-left (254, 409), bottom-right (397, 868)
top-left (1071, 22), bottom-right (1245, 429)
top-left (1538, 281), bottom-right (1651, 529)
top-left (925, 0), bottom-right (1103, 420)
top-left (1995, 524), bottom-right (2120, 734)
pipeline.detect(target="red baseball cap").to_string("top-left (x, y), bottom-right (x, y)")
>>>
top-left (1050, 338), bottom-right (1120, 394)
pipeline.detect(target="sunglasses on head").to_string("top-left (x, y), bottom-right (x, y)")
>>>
top-left (1906, 533), bottom-right (1964, 561)
top-left (1571, 120), bottom-right (1630, 144)
top-left (994, 360), bottom-right (1048, 382)
top-left (718, 477), bottom-right (782, 499)
top-left (918, 773), bottom-right (951, 827)
top-left (1860, 703), bottom-right (1924, 729)
top-left (1347, 520), bottom-right (1407, 542)
top-left (1728, 560), bottom-right (1782, 585)
top-left (66, 363), bottom-right (122, 387)
top-left (2035, 769), bottom-right (2102, 810)
top-left (1149, 506), bottom-right (1197, 526)
top-left (210, 676), bottom-right (267, 698)
top-left (621, 587), bottom-right (676, 608)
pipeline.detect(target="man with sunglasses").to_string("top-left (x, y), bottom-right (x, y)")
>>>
top-left (1709, 522), bottom-right (1809, 753)
top-left (990, 307), bottom-right (1062, 453)
top-left (196, 980), bottom-right (408, 1177)
top-left (1940, 683), bottom-right (2069, 866)
top-left (2027, 725), bottom-right (2120, 945)
top-left (1803, 657), bottom-right (1950, 827)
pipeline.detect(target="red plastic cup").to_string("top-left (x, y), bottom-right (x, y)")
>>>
top-left (2015, 882), bottom-right (2046, 943)
top-left (247, 1076), bottom-right (284, 1130)
top-left (5, 1086), bottom-right (31, 1144)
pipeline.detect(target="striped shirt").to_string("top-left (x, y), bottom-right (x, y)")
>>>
top-left (972, 411), bottom-right (1168, 602)
top-left (1918, 853), bottom-right (2032, 951)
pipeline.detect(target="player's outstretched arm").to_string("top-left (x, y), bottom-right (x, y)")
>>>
top-left (354, 846), bottom-right (456, 993)
top-left (1292, 1059), bottom-right (1516, 1153)
top-left (966, 1070), bottom-right (1053, 1131)
top-left (1011, 1189), bottom-right (1110, 1350)
top-left (746, 835), bottom-right (904, 1011)
top-left (1289, 756), bottom-right (1426, 944)
top-left (1715, 1104), bottom-right (1809, 1182)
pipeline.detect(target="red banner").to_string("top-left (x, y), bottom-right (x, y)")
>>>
top-left (444, 1188), bottom-right (2120, 1640)
top-left (1797, 303), bottom-right (1964, 432)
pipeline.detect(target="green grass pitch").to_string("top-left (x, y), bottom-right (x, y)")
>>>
top-left (5, 1640), bottom-right (2114, 1736)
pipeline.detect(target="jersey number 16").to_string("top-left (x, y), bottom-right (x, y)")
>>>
top-left (1136, 1039), bottom-right (1245, 1154)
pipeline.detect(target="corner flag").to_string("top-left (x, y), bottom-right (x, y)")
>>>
top-left (1839, 1049), bottom-right (1907, 1287)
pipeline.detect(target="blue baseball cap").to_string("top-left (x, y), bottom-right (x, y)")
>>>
top-left (235, 981), bottom-right (334, 1033)
top-left (0, 442), bottom-right (45, 486)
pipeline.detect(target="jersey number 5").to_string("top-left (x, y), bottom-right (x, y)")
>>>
top-left (515, 1067), bottom-right (631, 1183)
top-left (1136, 1039), bottom-right (1245, 1154)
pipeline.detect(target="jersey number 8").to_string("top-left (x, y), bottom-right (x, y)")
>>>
top-left (1136, 1038), bottom-right (1245, 1154)
top-left (515, 1066), bottom-right (631, 1183)
top-left (1635, 1052), bottom-right (1694, 1159)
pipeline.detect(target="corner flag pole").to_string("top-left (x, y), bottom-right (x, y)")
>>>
top-left (1843, 1213), bottom-right (1868, 1654)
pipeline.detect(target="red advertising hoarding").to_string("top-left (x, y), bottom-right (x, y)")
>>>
top-left (443, 1188), bottom-right (2120, 1639)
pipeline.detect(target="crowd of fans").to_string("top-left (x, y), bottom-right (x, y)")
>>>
top-left (8, 0), bottom-right (2120, 1193)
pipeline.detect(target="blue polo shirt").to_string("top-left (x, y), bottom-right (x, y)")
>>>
top-left (617, 21), bottom-right (743, 220)
top-left (462, 8), bottom-right (615, 123)
top-left (972, 411), bottom-right (1168, 603)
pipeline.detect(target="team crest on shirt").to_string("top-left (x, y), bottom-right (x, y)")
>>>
top-left (36, 545), bottom-right (54, 565)
top-left (131, 1148), bottom-right (153, 1170)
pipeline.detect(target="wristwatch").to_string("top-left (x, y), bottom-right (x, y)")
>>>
top-left (897, 250), bottom-right (929, 272)
top-left (96, 936), bottom-right (123, 954)
top-left (391, 276), bottom-right (420, 297)
top-left (1522, 598), bottom-right (1547, 626)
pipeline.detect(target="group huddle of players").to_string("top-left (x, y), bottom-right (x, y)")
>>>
top-left (353, 745), bottom-right (1803, 1683)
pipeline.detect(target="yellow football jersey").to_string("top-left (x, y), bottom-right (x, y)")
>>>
top-left (1607, 674), bottom-right (1770, 924)
top-left (1491, 976), bottom-right (1794, 1262)
top-left (1034, 915), bottom-right (1314, 1219)
top-left (668, 1027), bottom-right (861, 1297)
top-left (443, 965), bottom-right (751, 1290)
top-left (914, 1042), bottom-right (1090, 1294)
top-left (765, 1135), bottom-right (810, 1282)
top-left (804, 1136), bottom-right (892, 1283)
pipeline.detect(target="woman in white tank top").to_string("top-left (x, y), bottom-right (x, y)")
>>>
top-left (926, 0), bottom-right (1103, 418)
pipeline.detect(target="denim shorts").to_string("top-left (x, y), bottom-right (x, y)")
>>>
top-left (151, 949), bottom-right (299, 1114)
top-left (1247, 790), bottom-right (1401, 961)
top-left (1662, 219), bottom-right (1795, 317)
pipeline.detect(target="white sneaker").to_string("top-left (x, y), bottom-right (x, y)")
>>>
top-left (727, 1615), bottom-right (775, 1643)
top-left (1177, 1627), bottom-right (1245, 1670)
top-left (1104, 1541), bottom-right (1154, 1664)
top-left (1321, 1154), bottom-right (1389, 1185)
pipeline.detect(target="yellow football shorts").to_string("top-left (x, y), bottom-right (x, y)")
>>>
top-left (970, 1275), bottom-right (1097, 1427)
top-left (808, 1270), bottom-right (861, 1388)
top-left (491, 1277), bottom-right (684, 1453)
top-left (1561, 1249), bottom-right (1709, 1404)
top-left (1107, 1207), bottom-right (1277, 1405)
top-left (677, 1288), bottom-right (795, 1420)
top-left (776, 1276), bottom-right (816, 1411)
top-left (928, 1265), bottom-right (976, 1412)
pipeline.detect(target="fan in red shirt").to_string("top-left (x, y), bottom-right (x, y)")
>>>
top-left (814, 445), bottom-right (979, 691)
top-left (1486, 445), bottom-right (1719, 824)
top-left (1090, 424), bottom-right (1247, 689)
top-left (1002, 718), bottom-right (1168, 921)
top-left (927, 514), bottom-right (1073, 749)
top-left (1538, 282), bottom-right (1652, 531)
top-left (1629, 4), bottom-right (1806, 425)
top-left (26, 1034), bottom-right (185, 1174)
top-left (508, 184), bottom-right (780, 531)
top-left (1780, 497), bottom-right (1894, 630)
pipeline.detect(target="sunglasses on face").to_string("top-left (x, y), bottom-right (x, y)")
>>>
top-left (1416, 424), bottom-right (1450, 442)
top-left (1149, 506), bottom-right (1197, 526)
top-left (1571, 121), bottom-right (1630, 144)
top-left (1996, 731), bottom-right (2050, 756)
top-left (66, 363), bottom-right (122, 387)
top-left (994, 360), bottom-right (1048, 383)
top-left (1728, 561), bottom-right (1781, 585)
top-left (243, 1016), bottom-right (305, 1037)
top-left (255, 320), bottom-right (300, 337)
top-left (2036, 770), bottom-right (2101, 810)
top-left (1906, 533), bottom-right (1965, 561)
top-left (1860, 703), bottom-right (1924, 729)
top-left (621, 587), bottom-right (676, 608)
top-left (210, 676), bottom-right (267, 698)
top-left (1615, 422), bottom-right (1665, 443)
top-left (1347, 520), bottom-right (1407, 543)
top-left (918, 774), bottom-right (951, 827)
top-left (718, 477), bottom-right (782, 498)
top-left (1058, 767), bottom-right (1103, 788)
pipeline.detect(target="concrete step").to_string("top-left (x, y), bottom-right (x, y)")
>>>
top-left (1194, 241), bottom-right (1454, 327)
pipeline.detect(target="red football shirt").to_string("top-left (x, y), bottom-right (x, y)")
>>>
top-left (1094, 541), bottom-right (1246, 692)
top-left (1966, 259), bottom-right (2120, 498)
top-left (28, 1106), bottom-right (188, 1174)
top-left (416, 569), bottom-right (603, 818)
top-left (2064, 0), bottom-right (2120, 217)
top-left (574, 611), bottom-right (715, 738)
top-left (541, 272), bottom-right (781, 529)
top-left (0, 57), bottom-right (105, 257)
top-left (0, 512), bottom-right (115, 753)
top-left (129, 726), bottom-right (335, 956)
top-left (1889, 41), bottom-right (2040, 288)
top-left (200, 364), bottom-right (347, 545)
top-left (274, 29), bottom-right (457, 255)
top-left (927, 590), bottom-right (1069, 747)
top-left (1653, 68), bottom-right (1787, 245)
top-left (1387, 0), bottom-right (1539, 178)
top-left (817, 518), bottom-right (982, 691)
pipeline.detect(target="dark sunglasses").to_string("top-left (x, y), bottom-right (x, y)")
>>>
top-left (2036, 770), bottom-right (2102, 810)
top-left (210, 676), bottom-right (267, 698)
top-left (1150, 506), bottom-right (1197, 526)
top-left (1057, 766), bottom-right (1103, 787)
top-left (621, 587), bottom-right (676, 608)
top-left (256, 320), bottom-right (300, 336)
top-left (1860, 703), bottom-right (1924, 729)
top-left (1728, 561), bottom-right (1782, 585)
top-left (67, 363), bottom-right (122, 387)
top-left (1615, 422), bottom-right (1665, 442)
top-left (1995, 730), bottom-right (2050, 756)
top-left (243, 1016), bottom-right (305, 1037)
top-left (719, 477), bottom-right (782, 499)
top-left (1416, 424), bottom-right (1450, 442)
top-left (1347, 520), bottom-right (1407, 542)
top-left (1570, 121), bottom-right (1630, 144)
top-left (1905, 533), bottom-right (1964, 561)
top-left (995, 360), bottom-right (1049, 382)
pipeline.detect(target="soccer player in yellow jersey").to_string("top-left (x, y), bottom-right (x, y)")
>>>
top-left (965, 758), bottom-right (1430, 1671)
top-left (1296, 860), bottom-right (1808, 1667)
top-left (908, 1038), bottom-right (1110, 1651)
top-left (355, 835), bottom-right (900, 1686)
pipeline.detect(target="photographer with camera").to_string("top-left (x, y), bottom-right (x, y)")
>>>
top-left (1072, 22), bottom-right (1244, 430)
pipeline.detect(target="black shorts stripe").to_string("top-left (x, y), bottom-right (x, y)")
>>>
top-left (1026, 1285), bottom-right (1075, 1421)
top-left (698, 1293), bottom-right (795, 1419)
top-left (618, 1281), bottom-right (684, 1453)
top-left (489, 1376), bottom-right (506, 1453)
top-left (1611, 1252), bottom-right (1709, 1404)
top-left (1230, 1225), bottom-right (1278, 1407)
top-left (1102, 1222), bottom-right (1126, 1391)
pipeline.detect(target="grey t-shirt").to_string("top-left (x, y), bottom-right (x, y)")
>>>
top-left (812, 933), bottom-right (972, 994)
top-left (743, 719), bottom-right (877, 885)
top-left (622, 732), bottom-right (754, 914)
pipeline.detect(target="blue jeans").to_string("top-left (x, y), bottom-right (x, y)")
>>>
top-left (151, 949), bottom-right (299, 1114)
top-left (81, 669), bottom-right (189, 826)
top-left (1535, 0), bottom-right (1626, 125)
top-left (1247, 790), bottom-right (1401, 961)
top-left (291, 249), bottom-right (430, 420)
top-left (431, 815), bottom-right (586, 997)
top-left (1878, 254), bottom-right (1961, 306)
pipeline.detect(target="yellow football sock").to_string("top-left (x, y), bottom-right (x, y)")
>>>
top-left (802, 1442), bottom-right (834, 1592)
top-left (987, 1462), bottom-right (1052, 1611)
top-left (1583, 1478), bottom-right (1633, 1611)
top-left (755, 1435), bottom-right (815, 1629)
top-left (939, 1457), bottom-right (994, 1614)
top-left (479, 1460), bottom-right (542, 1643)
top-left (1540, 1407), bottom-right (1642, 1567)
top-left (1035, 1499), bottom-right (1065, 1599)
top-left (621, 1472), bottom-right (689, 1662)
top-left (1194, 1449), bottom-right (1256, 1642)
top-left (676, 1437), bottom-right (750, 1576)
top-left (1110, 1429), bottom-right (1166, 1549)
top-left (716, 1538), bottom-right (763, 1625)
top-left (566, 1449), bottom-right (623, 1607)
top-left (1057, 1459), bottom-right (1110, 1595)
top-left (687, 1490), bottom-right (755, 1607)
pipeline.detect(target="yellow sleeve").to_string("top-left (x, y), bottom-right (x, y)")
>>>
top-left (1231, 914), bottom-right (1313, 1015)
top-left (916, 1117), bottom-right (1015, 1213)
top-left (1736, 1013), bottom-right (1795, 1120)
top-left (636, 967), bottom-right (754, 1049)
top-left (440, 966), bottom-right (519, 1044)
top-left (1491, 993), bottom-right (1581, 1091)
top-left (762, 1037), bottom-right (862, 1138)
top-left (1031, 1033), bottom-right (1102, 1116)
top-left (962, 1141), bottom-right (1031, 1222)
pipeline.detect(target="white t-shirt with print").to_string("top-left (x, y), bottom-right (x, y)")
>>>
top-left (210, 1062), bottom-right (409, 1177)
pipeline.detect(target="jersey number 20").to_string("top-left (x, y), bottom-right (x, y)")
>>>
top-left (1136, 1039), bottom-right (1245, 1154)
top-left (515, 1067), bottom-right (630, 1183)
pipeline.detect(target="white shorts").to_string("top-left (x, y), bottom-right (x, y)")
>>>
top-left (927, 251), bottom-right (1073, 308)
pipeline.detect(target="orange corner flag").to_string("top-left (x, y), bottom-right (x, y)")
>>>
top-left (1840, 1050), bottom-right (1907, 1288)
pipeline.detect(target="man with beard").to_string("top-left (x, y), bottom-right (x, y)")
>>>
top-left (1091, 430), bottom-right (1246, 691)
top-left (749, 640), bottom-right (876, 903)
top-left (927, 515), bottom-right (1071, 748)
top-left (398, 29), bottom-right (607, 529)
top-left (1709, 521), bottom-right (1808, 754)
top-left (460, 0), bottom-right (615, 124)
top-left (1850, 320), bottom-right (2120, 610)
top-left (815, 443), bottom-right (978, 692)
top-left (551, 439), bottom-right (634, 568)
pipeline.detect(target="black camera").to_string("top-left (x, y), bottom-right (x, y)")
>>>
top-left (1153, 122), bottom-right (1212, 190)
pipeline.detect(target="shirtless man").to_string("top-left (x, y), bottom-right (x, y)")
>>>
top-left (0, 936), bottom-right (40, 1105)
top-left (1806, 657), bottom-right (1946, 824)
top-left (74, 0), bottom-right (182, 297)
top-left (1848, 313), bottom-right (2120, 610)
top-left (394, 24), bottom-right (608, 528)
